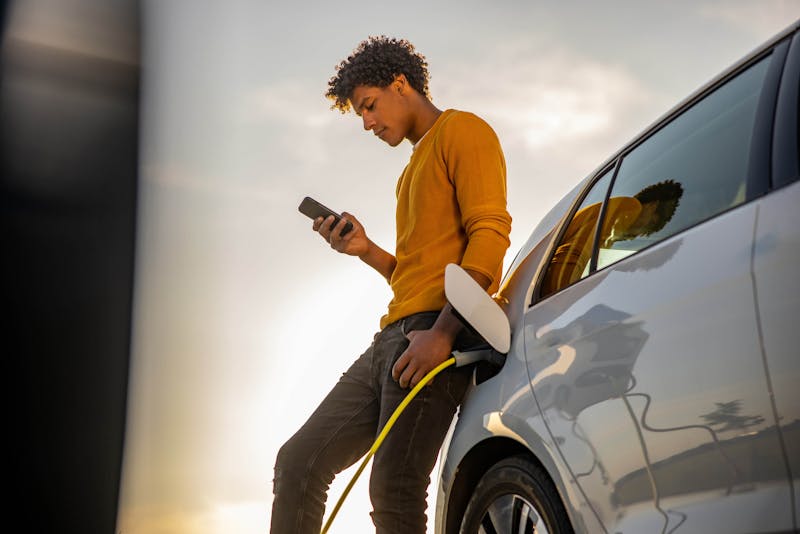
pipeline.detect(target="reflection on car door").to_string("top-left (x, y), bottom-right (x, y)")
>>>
top-left (751, 181), bottom-right (800, 516)
top-left (524, 204), bottom-right (792, 533)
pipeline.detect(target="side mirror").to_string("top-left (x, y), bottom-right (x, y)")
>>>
top-left (444, 264), bottom-right (511, 354)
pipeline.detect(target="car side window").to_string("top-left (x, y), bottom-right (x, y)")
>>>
top-left (539, 169), bottom-right (613, 299)
top-left (596, 54), bottom-right (772, 269)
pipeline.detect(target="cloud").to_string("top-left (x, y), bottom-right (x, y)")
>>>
top-left (243, 81), bottom-right (372, 186)
top-left (697, 0), bottom-right (800, 38)
top-left (247, 80), bottom-right (334, 128)
top-left (434, 41), bottom-right (653, 156)
top-left (502, 60), bottom-right (641, 150)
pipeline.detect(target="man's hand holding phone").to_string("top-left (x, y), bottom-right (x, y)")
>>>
top-left (313, 210), bottom-right (369, 257)
top-left (299, 196), bottom-right (396, 282)
top-left (299, 197), bottom-right (366, 255)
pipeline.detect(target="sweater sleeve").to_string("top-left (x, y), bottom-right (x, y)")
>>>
top-left (444, 113), bottom-right (512, 287)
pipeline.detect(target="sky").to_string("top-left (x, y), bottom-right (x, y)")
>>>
top-left (115, 2), bottom-right (800, 533)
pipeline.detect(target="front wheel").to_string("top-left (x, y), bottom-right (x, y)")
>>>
top-left (459, 455), bottom-right (573, 534)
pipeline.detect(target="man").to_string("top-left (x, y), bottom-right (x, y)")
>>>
top-left (271, 36), bottom-right (512, 533)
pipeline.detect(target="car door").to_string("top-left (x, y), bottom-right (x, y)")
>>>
top-left (522, 42), bottom-right (794, 533)
top-left (750, 29), bottom-right (800, 522)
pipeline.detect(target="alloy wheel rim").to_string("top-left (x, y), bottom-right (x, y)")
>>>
top-left (477, 493), bottom-right (549, 534)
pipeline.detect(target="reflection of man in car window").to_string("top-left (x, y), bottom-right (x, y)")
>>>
top-left (542, 180), bottom-right (683, 297)
top-left (604, 179), bottom-right (683, 246)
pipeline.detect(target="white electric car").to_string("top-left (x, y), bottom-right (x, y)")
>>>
top-left (437, 20), bottom-right (800, 534)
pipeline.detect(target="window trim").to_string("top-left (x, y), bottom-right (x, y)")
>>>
top-left (748, 38), bottom-right (790, 199)
top-left (773, 32), bottom-right (800, 189)
top-left (589, 160), bottom-right (622, 274)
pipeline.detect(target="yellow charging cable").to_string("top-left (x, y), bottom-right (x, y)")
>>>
top-left (320, 356), bottom-right (457, 534)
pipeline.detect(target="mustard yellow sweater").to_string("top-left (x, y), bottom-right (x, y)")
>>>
top-left (380, 109), bottom-right (512, 328)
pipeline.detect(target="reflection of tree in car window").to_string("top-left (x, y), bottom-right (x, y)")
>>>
top-left (542, 180), bottom-right (683, 297)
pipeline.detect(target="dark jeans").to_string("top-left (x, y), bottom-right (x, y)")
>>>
top-left (270, 312), bottom-right (476, 534)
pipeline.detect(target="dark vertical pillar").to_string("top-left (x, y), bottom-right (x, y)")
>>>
top-left (1, 1), bottom-right (141, 531)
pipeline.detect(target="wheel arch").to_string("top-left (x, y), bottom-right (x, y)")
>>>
top-left (443, 437), bottom-right (541, 534)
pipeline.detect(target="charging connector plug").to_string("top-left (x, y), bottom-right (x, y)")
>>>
top-left (453, 349), bottom-right (506, 368)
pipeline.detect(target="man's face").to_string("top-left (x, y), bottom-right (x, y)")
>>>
top-left (631, 200), bottom-right (667, 236)
top-left (350, 79), bottom-right (413, 147)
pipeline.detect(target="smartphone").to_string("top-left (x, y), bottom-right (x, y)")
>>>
top-left (298, 196), bottom-right (354, 237)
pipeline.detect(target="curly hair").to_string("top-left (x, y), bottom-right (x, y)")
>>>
top-left (326, 36), bottom-right (430, 113)
top-left (634, 179), bottom-right (683, 205)
top-left (633, 179), bottom-right (684, 235)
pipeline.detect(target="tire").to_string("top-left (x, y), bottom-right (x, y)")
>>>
top-left (459, 455), bottom-right (573, 534)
